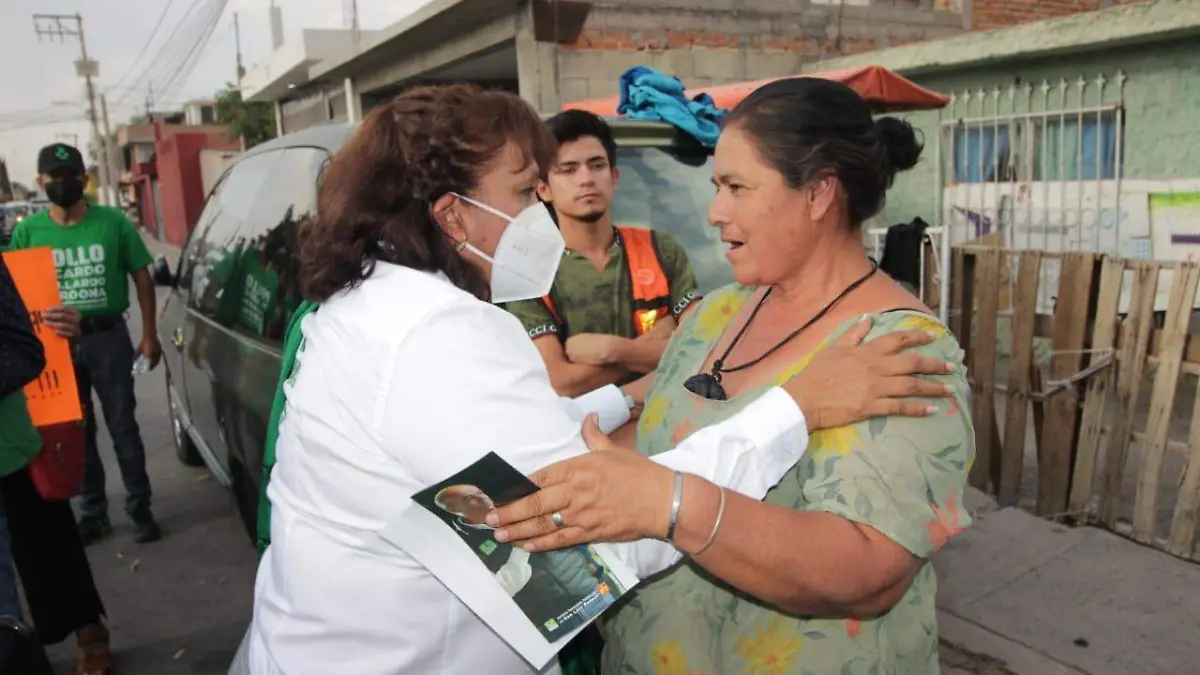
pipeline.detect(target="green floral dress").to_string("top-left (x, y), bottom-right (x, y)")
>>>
top-left (601, 284), bottom-right (975, 675)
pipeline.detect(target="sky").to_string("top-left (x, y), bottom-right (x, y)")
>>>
top-left (0, 0), bottom-right (433, 187)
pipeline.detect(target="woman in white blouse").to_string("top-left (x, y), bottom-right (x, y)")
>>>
top-left (242, 84), bottom-right (952, 675)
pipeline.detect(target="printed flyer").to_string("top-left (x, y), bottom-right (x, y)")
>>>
top-left (381, 452), bottom-right (639, 668)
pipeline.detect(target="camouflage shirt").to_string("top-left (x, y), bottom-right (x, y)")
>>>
top-left (504, 227), bottom-right (699, 342)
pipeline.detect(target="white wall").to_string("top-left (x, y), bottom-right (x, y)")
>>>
top-left (199, 149), bottom-right (240, 198)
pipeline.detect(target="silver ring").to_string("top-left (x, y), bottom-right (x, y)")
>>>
top-left (551, 511), bottom-right (565, 529)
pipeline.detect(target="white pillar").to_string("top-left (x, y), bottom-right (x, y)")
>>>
top-left (344, 77), bottom-right (360, 123)
top-left (274, 100), bottom-right (284, 137)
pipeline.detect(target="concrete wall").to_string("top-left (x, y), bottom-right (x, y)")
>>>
top-left (279, 88), bottom-right (330, 135)
top-left (198, 149), bottom-right (239, 198)
top-left (873, 37), bottom-right (1200, 229)
top-left (551, 0), bottom-right (966, 104)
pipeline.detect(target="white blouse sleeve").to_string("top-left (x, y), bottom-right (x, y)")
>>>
top-left (379, 299), bottom-right (808, 578)
top-left (560, 385), bottom-right (631, 434)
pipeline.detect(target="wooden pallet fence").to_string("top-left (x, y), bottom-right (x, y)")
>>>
top-left (950, 246), bottom-right (1100, 509)
top-left (951, 249), bottom-right (1200, 562)
top-left (1088, 261), bottom-right (1200, 562)
top-left (1067, 257), bottom-right (1126, 519)
top-left (969, 247), bottom-right (1001, 493)
top-left (1038, 252), bottom-right (1100, 517)
top-left (999, 250), bottom-right (1043, 506)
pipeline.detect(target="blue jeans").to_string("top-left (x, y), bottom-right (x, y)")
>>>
top-left (75, 319), bottom-right (153, 523)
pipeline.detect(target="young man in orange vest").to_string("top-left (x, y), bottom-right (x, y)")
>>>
top-left (506, 111), bottom-right (700, 397)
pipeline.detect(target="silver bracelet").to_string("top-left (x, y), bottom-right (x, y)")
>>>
top-left (691, 484), bottom-right (726, 557)
top-left (665, 471), bottom-right (684, 541)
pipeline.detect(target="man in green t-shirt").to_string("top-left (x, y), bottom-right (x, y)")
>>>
top-left (7, 143), bottom-right (162, 545)
top-left (506, 111), bottom-right (700, 397)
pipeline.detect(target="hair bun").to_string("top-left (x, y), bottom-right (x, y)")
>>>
top-left (874, 117), bottom-right (923, 173)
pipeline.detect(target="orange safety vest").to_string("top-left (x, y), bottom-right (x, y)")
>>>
top-left (542, 226), bottom-right (672, 337)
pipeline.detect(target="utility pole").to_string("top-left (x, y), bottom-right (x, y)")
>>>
top-left (100, 94), bottom-right (119, 207)
top-left (233, 12), bottom-right (247, 151)
top-left (33, 13), bottom-right (111, 205)
top-left (343, 0), bottom-right (360, 46)
top-left (234, 12), bottom-right (245, 86)
top-left (145, 81), bottom-right (154, 120)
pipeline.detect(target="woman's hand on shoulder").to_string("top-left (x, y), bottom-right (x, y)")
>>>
top-left (486, 415), bottom-right (672, 552)
top-left (783, 316), bottom-right (955, 433)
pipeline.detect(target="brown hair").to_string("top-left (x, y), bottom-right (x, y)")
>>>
top-left (725, 77), bottom-right (922, 227)
top-left (298, 84), bottom-right (557, 301)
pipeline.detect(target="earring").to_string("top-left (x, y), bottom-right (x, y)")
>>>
top-left (455, 239), bottom-right (467, 252)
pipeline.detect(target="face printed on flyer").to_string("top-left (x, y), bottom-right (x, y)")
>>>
top-left (413, 452), bottom-right (628, 641)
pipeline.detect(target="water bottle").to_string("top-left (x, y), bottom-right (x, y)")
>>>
top-left (131, 354), bottom-right (150, 376)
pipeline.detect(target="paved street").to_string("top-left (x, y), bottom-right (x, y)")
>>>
top-left (43, 289), bottom-right (256, 675)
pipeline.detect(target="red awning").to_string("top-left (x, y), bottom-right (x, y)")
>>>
top-left (564, 65), bottom-right (950, 115)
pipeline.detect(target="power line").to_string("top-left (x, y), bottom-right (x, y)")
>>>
top-left (104, 0), bottom-right (181, 93)
top-left (112, 5), bottom-right (209, 109)
top-left (110, 0), bottom-right (219, 109)
top-left (157, 0), bottom-right (230, 104)
top-left (147, 0), bottom-right (225, 105)
top-left (0, 105), bottom-right (78, 122)
top-left (0, 114), bottom-right (87, 133)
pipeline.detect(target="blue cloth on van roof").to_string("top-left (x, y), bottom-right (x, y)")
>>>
top-left (616, 66), bottom-right (726, 147)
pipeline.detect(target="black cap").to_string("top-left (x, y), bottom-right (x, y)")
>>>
top-left (37, 143), bottom-right (85, 175)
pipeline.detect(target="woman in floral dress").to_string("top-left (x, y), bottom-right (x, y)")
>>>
top-left (490, 77), bottom-right (975, 674)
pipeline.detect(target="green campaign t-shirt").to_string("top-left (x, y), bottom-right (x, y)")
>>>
top-left (235, 249), bottom-right (280, 336)
top-left (8, 205), bottom-right (154, 318)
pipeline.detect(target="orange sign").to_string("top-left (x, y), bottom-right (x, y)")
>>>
top-left (2, 248), bottom-right (83, 427)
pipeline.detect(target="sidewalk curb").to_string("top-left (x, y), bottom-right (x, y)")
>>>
top-left (939, 609), bottom-right (1090, 675)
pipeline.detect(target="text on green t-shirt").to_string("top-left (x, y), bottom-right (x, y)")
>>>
top-left (235, 250), bottom-right (280, 336)
top-left (8, 205), bottom-right (154, 318)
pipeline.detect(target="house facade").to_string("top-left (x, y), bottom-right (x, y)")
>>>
top-left (810, 0), bottom-right (1198, 311)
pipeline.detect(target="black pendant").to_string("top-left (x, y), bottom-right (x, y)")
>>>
top-left (684, 372), bottom-right (727, 401)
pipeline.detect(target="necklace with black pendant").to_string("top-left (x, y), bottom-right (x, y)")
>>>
top-left (683, 261), bottom-right (878, 401)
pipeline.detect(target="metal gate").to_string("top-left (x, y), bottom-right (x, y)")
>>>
top-left (933, 71), bottom-right (1128, 314)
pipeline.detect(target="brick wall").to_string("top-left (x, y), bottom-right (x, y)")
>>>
top-left (970, 0), bottom-right (1153, 31)
top-left (555, 1), bottom-right (965, 101)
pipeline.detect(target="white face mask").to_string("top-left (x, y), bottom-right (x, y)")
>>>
top-left (451, 193), bottom-right (565, 303)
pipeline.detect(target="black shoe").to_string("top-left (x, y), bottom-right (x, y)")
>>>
top-left (133, 517), bottom-right (162, 543)
top-left (77, 518), bottom-right (113, 546)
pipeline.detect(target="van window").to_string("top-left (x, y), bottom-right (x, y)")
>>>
top-left (188, 150), bottom-right (284, 323)
top-left (226, 147), bottom-right (326, 344)
top-left (610, 146), bottom-right (733, 294)
top-left (189, 147), bottom-right (325, 345)
top-left (176, 171), bottom-right (231, 293)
